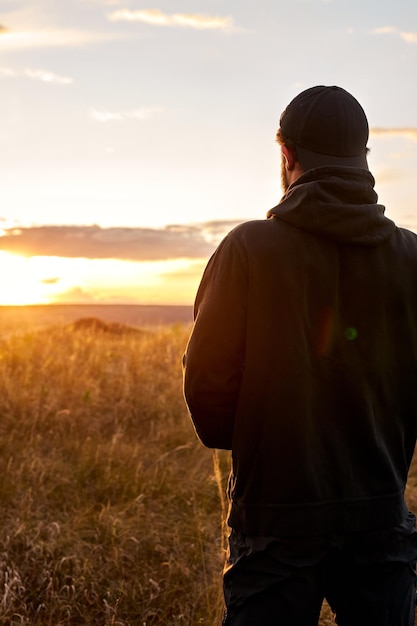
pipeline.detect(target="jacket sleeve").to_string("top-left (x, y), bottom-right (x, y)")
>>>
top-left (183, 232), bottom-right (247, 449)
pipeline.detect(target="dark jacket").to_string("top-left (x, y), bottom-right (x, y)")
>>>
top-left (183, 166), bottom-right (417, 536)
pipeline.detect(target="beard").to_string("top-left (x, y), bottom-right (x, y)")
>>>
top-left (281, 154), bottom-right (289, 193)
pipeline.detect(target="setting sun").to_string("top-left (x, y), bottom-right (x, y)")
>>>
top-left (0, 252), bottom-right (53, 305)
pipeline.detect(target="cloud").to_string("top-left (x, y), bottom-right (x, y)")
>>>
top-left (91, 110), bottom-right (123, 122)
top-left (41, 277), bottom-right (60, 285)
top-left (110, 9), bottom-right (170, 26)
top-left (0, 66), bottom-right (72, 84)
top-left (51, 286), bottom-right (97, 304)
top-left (198, 220), bottom-right (247, 243)
top-left (25, 69), bottom-right (73, 84)
top-left (0, 222), bottom-right (244, 261)
top-left (0, 27), bottom-right (122, 50)
top-left (370, 127), bottom-right (417, 141)
top-left (108, 8), bottom-right (235, 31)
top-left (90, 107), bottom-right (162, 122)
top-left (371, 26), bottom-right (417, 44)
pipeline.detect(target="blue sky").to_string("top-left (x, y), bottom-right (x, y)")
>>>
top-left (0, 0), bottom-right (416, 304)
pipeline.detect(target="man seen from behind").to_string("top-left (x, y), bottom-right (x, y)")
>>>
top-left (183, 85), bottom-right (417, 626)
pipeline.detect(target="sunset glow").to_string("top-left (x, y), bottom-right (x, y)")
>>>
top-left (0, 252), bottom-right (205, 306)
top-left (0, 1), bottom-right (416, 306)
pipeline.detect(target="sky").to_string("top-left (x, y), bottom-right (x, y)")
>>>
top-left (0, 0), bottom-right (416, 305)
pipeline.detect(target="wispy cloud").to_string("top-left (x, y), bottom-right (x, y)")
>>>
top-left (371, 26), bottom-right (417, 44)
top-left (91, 110), bottom-right (124, 122)
top-left (52, 286), bottom-right (97, 304)
top-left (25, 69), bottom-right (73, 84)
top-left (0, 27), bottom-right (122, 50)
top-left (0, 222), bottom-right (243, 261)
top-left (108, 8), bottom-right (235, 31)
top-left (370, 127), bottom-right (417, 140)
top-left (41, 277), bottom-right (60, 285)
top-left (90, 107), bottom-right (162, 122)
top-left (0, 66), bottom-right (72, 84)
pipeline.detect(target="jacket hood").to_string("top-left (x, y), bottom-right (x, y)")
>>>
top-left (267, 167), bottom-right (396, 246)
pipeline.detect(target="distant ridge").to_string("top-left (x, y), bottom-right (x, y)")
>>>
top-left (0, 304), bottom-right (193, 334)
top-left (68, 317), bottom-right (146, 336)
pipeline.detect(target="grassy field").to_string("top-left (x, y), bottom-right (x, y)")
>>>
top-left (0, 318), bottom-right (415, 625)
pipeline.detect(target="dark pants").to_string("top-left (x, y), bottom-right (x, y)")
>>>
top-left (223, 512), bottom-right (417, 626)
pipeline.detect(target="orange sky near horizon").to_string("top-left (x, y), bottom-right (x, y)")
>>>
top-left (0, 251), bottom-right (207, 306)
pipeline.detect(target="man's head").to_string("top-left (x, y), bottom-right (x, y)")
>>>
top-left (277, 85), bottom-right (369, 190)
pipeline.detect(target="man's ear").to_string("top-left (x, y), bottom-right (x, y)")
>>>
top-left (281, 144), bottom-right (297, 171)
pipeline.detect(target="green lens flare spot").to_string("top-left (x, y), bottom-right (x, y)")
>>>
top-left (345, 327), bottom-right (358, 341)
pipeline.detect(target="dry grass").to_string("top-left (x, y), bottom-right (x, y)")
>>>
top-left (0, 320), bottom-right (415, 625)
top-left (0, 323), bottom-right (226, 625)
